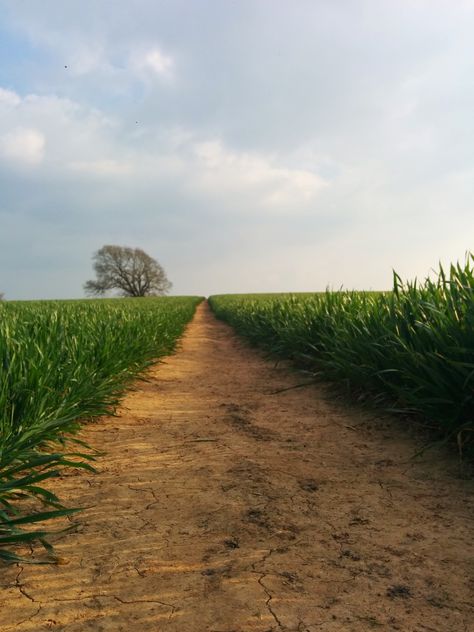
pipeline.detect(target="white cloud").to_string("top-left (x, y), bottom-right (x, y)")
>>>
top-left (69, 159), bottom-right (132, 176)
top-left (68, 46), bottom-right (114, 76)
top-left (0, 85), bottom-right (121, 173)
top-left (0, 86), bottom-right (325, 207)
top-left (192, 140), bottom-right (327, 210)
top-left (0, 128), bottom-right (45, 165)
top-left (0, 88), bottom-right (21, 107)
top-left (131, 46), bottom-right (174, 80)
top-left (144, 48), bottom-right (174, 75)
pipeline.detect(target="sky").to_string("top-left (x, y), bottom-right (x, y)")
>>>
top-left (1, 0), bottom-right (474, 299)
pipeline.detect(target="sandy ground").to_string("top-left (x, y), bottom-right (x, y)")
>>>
top-left (1, 301), bottom-right (473, 632)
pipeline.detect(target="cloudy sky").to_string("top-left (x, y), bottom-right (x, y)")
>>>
top-left (1, 0), bottom-right (473, 299)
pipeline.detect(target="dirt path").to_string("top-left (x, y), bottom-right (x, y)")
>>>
top-left (1, 301), bottom-right (473, 632)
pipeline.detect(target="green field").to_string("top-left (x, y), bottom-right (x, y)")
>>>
top-left (2, 255), bottom-right (474, 562)
top-left (210, 258), bottom-right (474, 453)
top-left (0, 296), bottom-right (202, 560)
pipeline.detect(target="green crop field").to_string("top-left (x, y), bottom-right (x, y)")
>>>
top-left (3, 256), bottom-right (474, 563)
top-left (0, 296), bottom-right (202, 560)
top-left (210, 257), bottom-right (474, 454)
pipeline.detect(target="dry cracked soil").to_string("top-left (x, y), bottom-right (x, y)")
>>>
top-left (1, 301), bottom-right (473, 631)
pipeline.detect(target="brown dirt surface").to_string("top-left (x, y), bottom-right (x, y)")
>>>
top-left (1, 301), bottom-right (473, 631)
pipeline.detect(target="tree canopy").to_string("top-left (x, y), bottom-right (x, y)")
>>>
top-left (84, 245), bottom-right (172, 297)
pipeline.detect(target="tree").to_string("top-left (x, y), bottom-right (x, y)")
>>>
top-left (84, 245), bottom-right (172, 297)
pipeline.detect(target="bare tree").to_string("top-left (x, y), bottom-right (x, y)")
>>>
top-left (84, 245), bottom-right (172, 297)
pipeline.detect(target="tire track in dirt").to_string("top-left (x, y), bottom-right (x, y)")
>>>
top-left (0, 301), bottom-right (473, 631)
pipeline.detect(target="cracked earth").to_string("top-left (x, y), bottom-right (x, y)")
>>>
top-left (1, 301), bottom-right (473, 631)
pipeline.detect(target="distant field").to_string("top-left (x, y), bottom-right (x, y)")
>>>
top-left (0, 296), bottom-right (202, 559)
top-left (213, 291), bottom-right (386, 300)
top-left (210, 259), bottom-right (474, 454)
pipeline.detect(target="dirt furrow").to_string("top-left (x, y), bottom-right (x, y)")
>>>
top-left (0, 301), bottom-right (473, 631)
